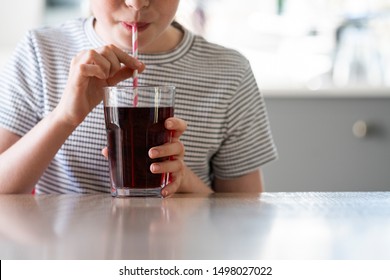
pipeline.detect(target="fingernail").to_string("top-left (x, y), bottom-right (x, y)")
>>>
top-left (166, 120), bottom-right (173, 129)
top-left (149, 149), bottom-right (159, 158)
top-left (151, 164), bottom-right (160, 173)
top-left (136, 61), bottom-right (143, 67)
top-left (162, 190), bottom-right (168, 197)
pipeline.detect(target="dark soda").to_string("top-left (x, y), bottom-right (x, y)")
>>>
top-left (104, 106), bottom-right (174, 191)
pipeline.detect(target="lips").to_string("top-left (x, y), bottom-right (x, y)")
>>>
top-left (122, 21), bottom-right (150, 32)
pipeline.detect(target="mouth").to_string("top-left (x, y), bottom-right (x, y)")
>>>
top-left (122, 21), bottom-right (150, 32)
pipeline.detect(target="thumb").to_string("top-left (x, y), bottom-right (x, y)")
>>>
top-left (101, 147), bottom-right (108, 159)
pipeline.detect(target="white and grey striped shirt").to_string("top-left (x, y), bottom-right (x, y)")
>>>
top-left (0, 17), bottom-right (277, 194)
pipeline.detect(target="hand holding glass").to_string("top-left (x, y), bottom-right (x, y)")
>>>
top-left (103, 86), bottom-right (175, 197)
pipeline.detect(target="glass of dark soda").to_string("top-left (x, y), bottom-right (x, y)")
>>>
top-left (103, 86), bottom-right (175, 197)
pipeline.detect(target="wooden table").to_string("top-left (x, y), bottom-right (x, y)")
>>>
top-left (0, 192), bottom-right (389, 259)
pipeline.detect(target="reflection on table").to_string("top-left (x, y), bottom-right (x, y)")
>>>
top-left (0, 192), bottom-right (389, 259)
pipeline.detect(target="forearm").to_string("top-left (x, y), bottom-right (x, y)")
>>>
top-left (213, 169), bottom-right (264, 193)
top-left (0, 108), bottom-right (77, 194)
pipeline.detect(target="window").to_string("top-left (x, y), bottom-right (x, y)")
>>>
top-left (177, 0), bottom-right (390, 90)
top-left (33, 0), bottom-right (390, 91)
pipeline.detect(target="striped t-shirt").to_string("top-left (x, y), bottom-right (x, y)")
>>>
top-left (0, 17), bottom-right (277, 194)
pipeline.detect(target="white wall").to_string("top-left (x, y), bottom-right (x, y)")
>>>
top-left (0, 0), bottom-right (45, 67)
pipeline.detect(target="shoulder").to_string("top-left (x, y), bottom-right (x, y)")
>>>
top-left (25, 18), bottom-right (89, 55)
top-left (30, 17), bottom-right (86, 39)
top-left (190, 33), bottom-right (250, 71)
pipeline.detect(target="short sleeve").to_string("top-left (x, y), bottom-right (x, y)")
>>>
top-left (0, 31), bottom-right (43, 136)
top-left (212, 62), bottom-right (277, 179)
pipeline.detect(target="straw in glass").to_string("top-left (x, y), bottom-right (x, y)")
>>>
top-left (132, 24), bottom-right (139, 106)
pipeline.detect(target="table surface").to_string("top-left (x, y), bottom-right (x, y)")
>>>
top-left (0, 192), bottom-right (389, 260)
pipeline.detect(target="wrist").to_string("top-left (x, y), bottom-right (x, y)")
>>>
top-left (51, 106), bottom-right (81, 131)
top-left (180, 165), bottom-right (213, 194)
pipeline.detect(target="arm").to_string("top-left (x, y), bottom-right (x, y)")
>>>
top-left (210, 60), bottom-right (276, 194)
top-left (0, 45), bottom-right (144, 194)
top-left (0, 113), bottom-right (77, 194)
top-left (148, 117), bottom-right (213, 196)
top-left (213, 169), bottom-right (263, 193)
top-left (146, 116), bottom-right (265, 196)
top-left (146, 118), bottom-right (263, 196)
top-left (175, 167), bottom-right (264, 194)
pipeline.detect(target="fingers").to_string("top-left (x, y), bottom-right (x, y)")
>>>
top-left (107, 44), bottom-right (145, 71)
top-left (79, 64), bottom-right (108, 80)
top-left (106, 65), bottom-right (137, 86)
top-left (149, 141), bottom-right (184, 160)
top-left (149, 117), bottom-right (187, 198)
top-left (165, 117), bottom-right (187, 140)
top-left (99, 45), bottom-right (122, 77)
top-left (161, 177), bottom-right (181, 197)
top-left (72, 45), bottom-right (145, 84)
top-left (150, 157), bottom-right (184, 174)
top-left (151, 160), bottom-right (183, 197)
top-left (101, 147), bottom-right (108, 159)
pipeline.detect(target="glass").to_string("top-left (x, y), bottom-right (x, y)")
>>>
top-left (103, 86), bottom-right (175, 197)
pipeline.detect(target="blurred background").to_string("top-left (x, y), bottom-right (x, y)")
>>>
top-left (0, 0), bottom-right (389, 191)
top-left (1, 0), bottom-right (389, 91)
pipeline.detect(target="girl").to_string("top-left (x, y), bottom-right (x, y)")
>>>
top-left (0, 0), bottom-right (277, 195)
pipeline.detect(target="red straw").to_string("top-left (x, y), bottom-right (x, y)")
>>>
top-left (132, 24), bottom-right (138, 106)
